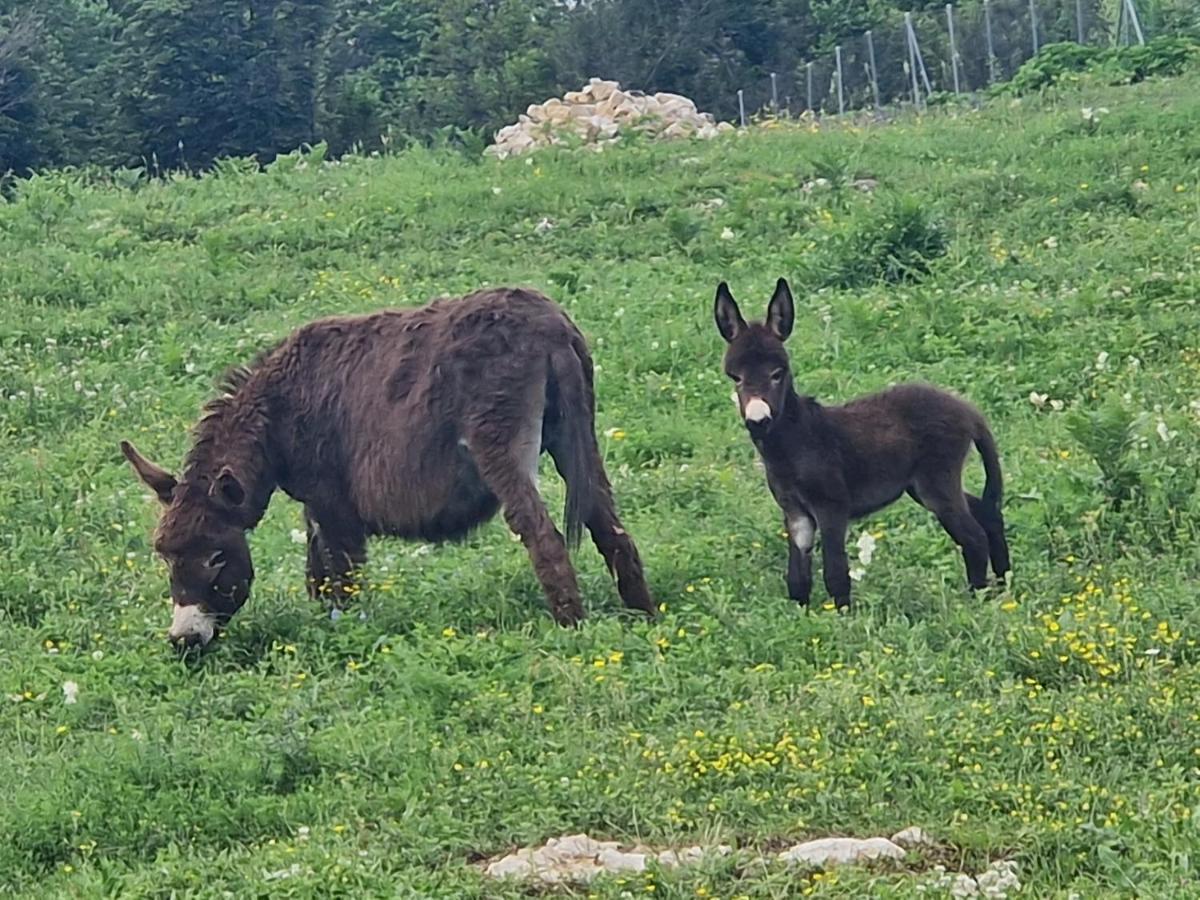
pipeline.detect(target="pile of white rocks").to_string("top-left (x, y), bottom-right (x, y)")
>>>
top-left (482, 828), bottom-right (1021, 898)
top-left (482, 833), bottom-right (732, 884)
top-left (486, 78), bottom-right (735, 159)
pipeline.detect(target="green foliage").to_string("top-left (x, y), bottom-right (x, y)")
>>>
top-left (997, 36), bottom-right (1200, 96)
top-left (1065, 394), bottom-right (1144, 506)
top-left (821, 195), bottom-right (948, 287)
top-left (2, 72), bottom-right (1200, 897)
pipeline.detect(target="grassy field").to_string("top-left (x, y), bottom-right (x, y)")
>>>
top-left (2, 71), bottom-right (1199, 898)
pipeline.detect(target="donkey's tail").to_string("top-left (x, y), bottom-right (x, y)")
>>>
top-left (547, 336), bottom-right (597, 549)
top-left (974, 425), bottom-right (1004, 518)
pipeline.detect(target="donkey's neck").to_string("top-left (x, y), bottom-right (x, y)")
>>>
top-left (756, 389), bottom-right (829, 457)
top-left (182, 381), bottom-right (279, 527)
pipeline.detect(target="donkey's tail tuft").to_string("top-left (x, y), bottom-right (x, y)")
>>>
top-left (974, 425), bottom-right (1004, 518)
top-left (548, 338), bottom-right (597, 549)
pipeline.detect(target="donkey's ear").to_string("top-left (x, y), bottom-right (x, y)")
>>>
top-left (714, 282), bottom-right (747, 343)
top-left (766, 277), bottom-right (795, 341)
top-left (211, 466), bottom-right (246, 508)
top-left (120, 440), bottom-right (177, 504)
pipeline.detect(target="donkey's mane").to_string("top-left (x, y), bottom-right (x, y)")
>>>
top-left (183, 342), bottom-right (283, 482)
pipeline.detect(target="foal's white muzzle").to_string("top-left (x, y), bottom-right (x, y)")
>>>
top-left (744, 397), bottom-right (772, 424)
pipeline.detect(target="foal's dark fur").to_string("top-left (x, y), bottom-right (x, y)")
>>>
top-left (715, 278), bottom-right (1010, 610)
top-left (122, 287), bottom-right (654, 646)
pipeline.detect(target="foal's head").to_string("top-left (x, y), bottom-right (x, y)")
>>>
top-left (121, 441), bottom-right (254, 648)
top-left (714, 278), bottom-right (796, 438)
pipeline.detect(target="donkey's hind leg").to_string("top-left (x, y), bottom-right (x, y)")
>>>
top-left (466, 435), bottom-right (586, 627)
top-left (911, 478), bottom-right (990, 591)
top-left (545, 428), bottom-right (655, 616)
top-left (966, 493), bottom-right (1011, 581)
top-left (304, 505), bottom-right (367, 609)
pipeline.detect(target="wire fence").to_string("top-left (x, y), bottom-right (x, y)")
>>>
top-left (735, 0), bottom-right (1149, 124)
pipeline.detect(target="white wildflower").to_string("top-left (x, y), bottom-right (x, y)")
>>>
top-left (1095, 351), bottom-right (1109, 370)
top-left (1049, 399), bottom-right (1065, 412)
top-left (720, 227), bottom-right (735, 240)
top-left (290, 529), bottom-right (307, 545)
top-left (856, 531), bottom-right (876, 567)
top-left (62, 681), bottom-right (79, 705)
top-left (91, 650), bottom-right (104, 661)
top-left (491, 186), bottom-right (502, 195)
top-left (1155, 420), bottom-right (1176, 443)
top-left (534, 217), bottom-right (555, 234)
top-left (950, 873), bottom-right (979, 898)
top-left (1042, 236), bottom-right (1058, 249)
top-left (1028, 392), bottom-right (1048, 409)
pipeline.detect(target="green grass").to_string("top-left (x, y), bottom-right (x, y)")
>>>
top-left (2, 72), bottom-right (1200, 898)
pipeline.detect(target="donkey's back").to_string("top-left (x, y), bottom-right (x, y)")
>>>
top-left (263, 287), bottom-right (655, 624)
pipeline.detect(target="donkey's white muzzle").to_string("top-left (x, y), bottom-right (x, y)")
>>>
top-left (169, 604), bottom-right (217, 648)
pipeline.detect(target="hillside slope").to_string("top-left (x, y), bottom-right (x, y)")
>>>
top-left (1, 74), bottom-right (1198, 897)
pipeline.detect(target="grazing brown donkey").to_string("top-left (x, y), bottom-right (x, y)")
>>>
top-left (715, 278), bottom-right (1010, 611)
top-left (122, 287), bottom-right (654, 647)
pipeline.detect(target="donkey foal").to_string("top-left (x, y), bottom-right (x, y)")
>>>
top-left (715, 278), bottom-right (1010, 611)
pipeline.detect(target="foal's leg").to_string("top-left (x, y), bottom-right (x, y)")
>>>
top-left (912, 477), bottom-right (990, 590)
top-left (466, 438), bottom-right (586, 627)
top-left (786, 512), bottom-right (815, 607)
top-left (966, 493), bottom-right (1011, 581)
top-left (812, 506), bottom-right (852, 611)
top-left (304, 506), bottom-right (367, 609)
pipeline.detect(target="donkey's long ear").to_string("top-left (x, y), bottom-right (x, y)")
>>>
top-left (766, 277), bottom-right (795, 341)
top-left (211, 466), bottom-right (246, 508)
top-left (714, 282), bottom-right (747, 343)
top-left (120, 440), bottom-right (177, 504)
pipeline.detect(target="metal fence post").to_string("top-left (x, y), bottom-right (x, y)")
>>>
top-left (806, 61), bottom-right (814, 114)
top-left (865, 30), bottom-right (881, 111)
top-left (1029, 0), bottom-right (1040, 54)
top-left (946, 3), bottom-right (961, 94)
top-left (770, 72), bottom-right (779, 113)
top-left (1075, 0), bottom-right (1085, 42)
top-left (1125, 0), bottom-right (1146, 45)
top-left (905, 12), bottom-right (922, 110)
top-left (984, 0), bottom-right (998, 83)
top-left (835, 45), bottom-right (845, 115)
top-left (738, 89), bottom-right (747, 127)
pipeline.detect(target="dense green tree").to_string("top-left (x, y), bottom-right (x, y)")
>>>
top-left (0, 0), bottom-right (1193, 172)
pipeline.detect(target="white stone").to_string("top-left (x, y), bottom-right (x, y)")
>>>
top-left (486, 855), bottom-right (534, 879)
top-left (891, 826), bottom-right (933, 847)
top-left (777, 837), bottom-right (906, 867)
top-left (597, 848), bottom-right (647, 872)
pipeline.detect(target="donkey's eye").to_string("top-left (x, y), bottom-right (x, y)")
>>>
top-left (770, 369), bottom-right (785, 383)
top-left (205, 550), bottom-right (227, 571)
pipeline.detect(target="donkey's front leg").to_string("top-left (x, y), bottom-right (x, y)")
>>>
top-left (786, 513), bottom-right (815, 607)
top-left (304, 506), bottom-right (367, 610)
top-left (814, 508), bottom-right (852, 611)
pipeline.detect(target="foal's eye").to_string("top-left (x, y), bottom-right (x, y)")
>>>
top-left (770, 369), bottom-right (785, 383)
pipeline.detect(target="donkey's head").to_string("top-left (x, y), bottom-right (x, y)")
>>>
top-left (714, 278), bottom-right (795, 438)
top-left (120, 440), bottom-right (254, 648)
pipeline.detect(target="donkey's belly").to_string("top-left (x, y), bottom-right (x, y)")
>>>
top-left (364, 445), bottom-right (502, 543)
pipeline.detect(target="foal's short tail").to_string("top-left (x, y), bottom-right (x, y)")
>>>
top-left (548, 337), bottom-right (598, 549)
top-left (974, 425), bottom-right (1004, 518)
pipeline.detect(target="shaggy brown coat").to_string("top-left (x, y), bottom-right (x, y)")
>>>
top-left (122, 287), bottom-right (654, 645)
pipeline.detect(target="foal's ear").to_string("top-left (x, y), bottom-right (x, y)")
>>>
top-left (714, 282), bottom-right (747, 343)
top-left (766, 277), bottom-right (795, 341)
top-left (211, 466), bottom-right (246, 508)
top-left (120, 440), bottom-right (177, 505)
